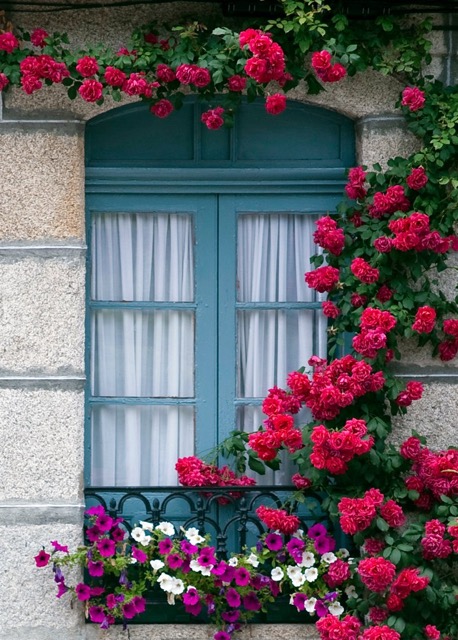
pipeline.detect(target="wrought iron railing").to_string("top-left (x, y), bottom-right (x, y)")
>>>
top-left (85, 485), bottom-right (332, 557)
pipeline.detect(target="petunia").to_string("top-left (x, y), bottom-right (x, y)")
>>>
top-left (97, 538), bottom-right (116, 557)
top-left (34, 549), bottom-right (51, 567)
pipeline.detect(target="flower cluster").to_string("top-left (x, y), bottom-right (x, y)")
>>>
top-left (421, 519), bottom-right (456, 560)
top-left (352, 307), bottom-right (397, 359)
top-left (36, 507), bottom-right (355, 638)
top-left (311, 50), bottom-right (347, 83)
top-left (401, 438), bottom-right (458, 507)
top-left (313, 216), bottom-right (346, 256)
top-left (386, 212), bottom-right (456, 254)
top-left (338, 489), bottom-right (405, 535)
top-left (310, 419), bottom-right (374, 475)
top-left (175, 456), bottom-right (255, 489)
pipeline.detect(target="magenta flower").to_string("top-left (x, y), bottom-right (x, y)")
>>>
top-left (315, 600), bottom-right (328, 617)
top-left (183, 587), bottom-right (200, 606)
top-left (75, 582), bottom-right (91, 601)
top-left (56, 582), bottom-right (68, 598)
top-left (198, 546), bottom-right (217, 566)
top-left (90, 586), bottom-right (105, 597)
top-left (166, 553), bottom-right (183, 569)
top-left (265, 533), bottom-right (283, 551)
top-left (214, 632), bottom-right (231, 640)
top-left (314, 535), bottom-right (334, 554)
top-left (96, 514), bottom-right (114, 532)
top-left (132, 596), bottom-right (146, 613)
top-left (307, 523), bottom-right (327, 539)
top-left (50, 540), bottom-right (69, 553)
top-left (89, 606), bottom-right (106, 623)
top-left (97, 538), bottom-right (116, 557)
top-left (34, 549), bottom-right (51, 567)
top-left (86, 505), bottom-right (106, 517)
top-left (86, 525), bottom-right (103, 542)
top-left (292, 593), bottom-right (308, 611)
top-left (158, 538), bottom-right (173, 554)
top-left (226, 587), bottom-right (241, 608)
top-left (122, 601), bottom-right (137, 619)
top-left (234, 567), bottom-right (250, 586)
top-left (132, 546), bottom-right (147, 563)
top-left (88, 560), bottom-right (104, 577)
top-left (180, 540), bottom-right (198, 555)
top-left (185, 602), bottom-right (202, 616)
top-left (106, 594), bottom-right (117, 609)
top-left (242, 591), bottom-right (261, 611)
top-left (111, 526), bottom-right (125, 542)
top-left (222, 609), bottom-right (240, 622)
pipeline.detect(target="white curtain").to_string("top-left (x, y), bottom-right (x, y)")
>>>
top-left (237, 213), bottom-right (327, 483)
top-left (90, 213), bottom-right (195, 486)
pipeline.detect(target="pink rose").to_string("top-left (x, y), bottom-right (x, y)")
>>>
top-left (21, 74), bottom-right (42, 94)
top-left (0, 73), bottom-right (9, 91)
top-left (150, 99), bottom-right (174, 119)
top-left (104, 66), bottom-right (126, 87)
top-left (31, 29), bottom-right (49, 48)
top-left (156, 64), bottom-right (176, 83)
top-left (265, 93), bottom-right (286, 115)
top-left (406, 166), bottom-right (428, 190)
top-left (76, 56), bottom-right (99, 78)
top-left (78, 78), bottom-right (103, 102)
top-left (401, 86), bottom-right (425, 112)
top-left (201, 106), bottom-right (225, 130)
top-left (192, 67), bottom-right (211, 88)
top-left (227, 74), bottom-right (246, 92)
top-left (0, 32), bottom-right (20, 54)
top-left (176, 63), bottom-right (195, 85)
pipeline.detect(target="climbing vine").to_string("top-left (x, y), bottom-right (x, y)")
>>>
top-left (3, 1), bottom-right (454, 639)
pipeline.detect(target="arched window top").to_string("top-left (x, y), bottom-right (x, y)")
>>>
top-left (85, 97), bottom-right (355, 169)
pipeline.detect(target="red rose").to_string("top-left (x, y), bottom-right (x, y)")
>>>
top-left (104, 66), bottom-right (126, 87)
top-left (439, 339), bottom-right (458, 361)
top-left (244, 56), bottom-right (268, 82)
top-left (78, 78), bottom-right (103, 102)
top-left (373, 236), bottom-right (392, 253)
top-left (401, 86), bottom-right (425, 112)
top-left (0, 32), bottom-right (20, 54)
top-left (0, 73), bottom-right (9, 91)
top-left (201, 106), bottom-right (225, 130)
top-left (156, 64), bottom-right (176, 83)
top-left (150, 99), bottom-right (174, 119)
top-left (176, 63), bottom-right (195, 85)
top-left (358, 557), bottom-right (396, 592)
top-left (76, 56), bottom-right (99, 78)
top-left (304, 265), bottom-right (340, 293)
top-left (21, 74), bottom-right (42, 94)
top-left (122, 73), bottom-right (148, 96)
top-left (319, 63), bottom-right (347, 83)
top-left (322, 301), bottom-right (340, 318)
top-left (380, 500), bottom-right (405, 527)
top-left (400, 436), bottom-right (422, 460)
top-left (248, 32), bottom-right (273, 56)
top-left (412, 306), bottom-right (436, 333)
top-left (350, 257), bottom-right (379, 284)
top-left (265, 93), bottom-right (286, 115)
top-left (239, 28), bottom-right (261, 48)
top-left (192, 67), bottom-right (211, 88)
top-left (31, 29), bottom-right (49, 48)
top-left (443, 319), bottom-right (458, 337)
top-left (311, 50), bottom-right (332, 73)
top-left (406, 166), bottom-right (428, 190)
top-left (227, 74), bottom-right (246, 92)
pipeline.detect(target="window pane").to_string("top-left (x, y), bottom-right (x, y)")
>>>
top-left (237, 213), bottom-right (317, 302)
top-left (237, 309), bottom-right (326, 397)
top-left (92, 310), bottom-right (194, 397)
top-left (91, 212), bottom-right (194, 302)
top-left (91, 405), bottom-right (194, 486)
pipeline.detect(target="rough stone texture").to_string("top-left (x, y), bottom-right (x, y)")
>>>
top-left (356, 118), bottom-right (421, 168)
top-left (0, 126), bottom-right (85, 241)
top-left (295, 70), bottom-right (404, 120)
top-left (85, 624), bottom-right (319, 640)
top-left (0, 523), bottom-right (83, 639)
top-left (0, 388), bottom-right (84, 501)
top-left (392, 382), bottom-right (458, 451)
top-left (0, 255), bottom-right (85, 374)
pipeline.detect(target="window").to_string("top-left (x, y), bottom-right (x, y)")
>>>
top-left (85, 99), bottom-right (355, 489)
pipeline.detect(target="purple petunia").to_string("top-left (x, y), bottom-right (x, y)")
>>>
top-left (242, 591), bottom-right (261, 611)
top-left (225, 587), bottom-right (241, 608)
top-left (97, 538), bottom-right (116, 557)
top-left (265, 533), bottom-right (283, 551)
top-left (122, 602), bottom-right (137, 619)
top-left (75, 582), bottom-right (91, 601)
top-left (158, 538), bottom-right (173, 555)
top-left (96, 514), bottom-right (113, 532)
top-left (34, 549), bottom-right (51, 567)
top-left (86, 525), bottom-right (103, 542)
top-left (166, 553), bottom-right (183, 569)
top-left (307, 523), bottom-right (327, 539)
top-left (56, 581), bottom-right (68, 598)
top-left (234, 567), bottom-right (250, 586)
top-left (89, 606), bottom-right (106, 623)
top-left (292, 593), bottom-right (308, 611)
top-left (214, 632), bottom-right (231, 640)
top-left (50, 540), bottom-right (69, 553)
top-left (222, 609), bottom-right (240, 623)
top-left (198, 546), bottom-right (217, 566)
top-left (132, 596), bottom-right (146, 613)
top-left (131, 546), bottom-right (147, 563)
top-left (88, 560), bottom-right (104, 577)
top-left (85, 505), bottom-right (106, 517)
top-left (315, 600), bottom-right (328, 617)
top-left (183, 587), bottom-right (200, 607)
top-left (111, 526), bottom-right (126, 542)
top-left (180, 540), bottom-right (198, 555)
top-left (314, 535), bottom-right (334, 554)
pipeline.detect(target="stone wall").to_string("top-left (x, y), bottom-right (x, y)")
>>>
top-left (0, 4), bottom-right (457, 639)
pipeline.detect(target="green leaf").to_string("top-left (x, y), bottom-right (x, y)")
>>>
top-left (248, 456), bottom-right (266, 475)
top-left (376, 516), bottom-right (389, 532)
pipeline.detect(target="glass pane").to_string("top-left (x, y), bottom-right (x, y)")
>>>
top-left (91, 212), bottom-right (194, 301)
top-left (237, 309), bottom-right (326, 398)
top-left (92, 310), bottom-right (194, 397)
top-left (91, 405), bottom-right (194, 486)
top-left (237, 213), bottom-right (317, 302)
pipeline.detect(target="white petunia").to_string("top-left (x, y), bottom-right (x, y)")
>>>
top-left (338, 547), bottom-right (350, 558)
top-left (271, 567), bottom-right (284, 581)
top-left (345, 585), bottom-right (359, 599)
top-left (185, 527), bottom-right (205, 545)
top-left (305, 567), bottom-right (318, 582)
top-left (158, 574), bottom-right (184, 595)
top-left (228, 557), bottom-right (238, 567)
top-left (155, 521), bottom-right (175, 536)
top-left (298, 551), bottom-right (315, 568)
top-left (321, 552), bottom-right (337, 564)
top-left (287, 566), bottom-right (305, 587)
top-left (129, 557), bottom-right (137, 564)
top-left (305, 597), bottom-right (317, 613)
top-left (140, 520), bottom-right (155, 532)
top-left (328, 601), bottom-right (344, 617)
top-left (246, 553), bottom-right (259, 567)
top-left (131, 527), bottom-right (147, 544)
top-left (292, 529), bottom-right (305, 539)
top-left (150, 559), bottom-right (165, 571)
top-left (200, 565), bottom-right (212, 576)
top-left (189, 559), bottom-right (203, 573)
